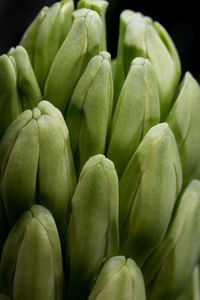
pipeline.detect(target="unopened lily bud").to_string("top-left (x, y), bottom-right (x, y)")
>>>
top-left (166, 72), bottom-right (200, 186)
top-left (107, 57), bottom-right (160, 178)
top-left (0, 204), bottom-right (64, 300)
top-left (0, 46), bottom-right (41, 139)
top-left (143, 180), bottom-right (200, 300)
top-left (66, 51), bottom-right (113, 172)
top-left (20, 0), bottom-right (74, 92)
top-left (119, 123), bottom-right (182, 267)
top-left (44, 8), bottom-right (102, 114)
top-left (67, 154), bottom-right (119, 299)
top-left (0, 101), bottom-right (76, 244)
top-left (77, 0), bottom-right (108, 50)
top-left (88, 256), bottom-right (146, 300)
top-left (7, 46), bottom-right (42, 109)
top-left (114, 10), bottom-right (181, 119)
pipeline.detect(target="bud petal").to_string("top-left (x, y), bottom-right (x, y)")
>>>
top-left (44, 8), bottom-right (102, 114)
top-left (66, 51), bottom-right (113, 172)
top-left (0, 101), bottom-right (76, 244)
top-left (107, 57), bottom-right (160, 177)
top-left (88, 256), bottom-right (146, 300)
top-left (0, 205), bottom-right (64, 300)
top-left (166, 72), bottom-right (200, 186)
top-left (77, 0), bottom-right (108, 50)
top-left (143, 180), bottom-right (200, 300)
top-left (119, 123), bottom-right (182, 266)
top-left (67, 154), bottom-right (119, 299)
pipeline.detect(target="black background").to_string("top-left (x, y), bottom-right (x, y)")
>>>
top-left (0, 0), bottom-right (200, 80)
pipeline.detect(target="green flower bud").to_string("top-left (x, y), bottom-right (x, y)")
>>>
top-left (119, 123), bottom-right (182, 267)
top-left (176, 265), bottom-right (200, 300)
top-left (0, 101), bottom-right (76, 244)
top-left (0, 204), bottom-right (64, 300)
top-left (114, 10), bottom-right (181, 119)
top-left (19, 6), bottom-right (49, 64)
top-left (77, 0), bottom-right (108, 50)
top-left (20, 0), bottom-right (74, 92)
top-left (166, 72), bottom-right (200, 186)
top-left (143, 180), bottom-right (200, 300)
top-left (44, 8), bottom-right (102, 114)
top-left (107, 57), bottom-right (160, 178)
top-left (7, 46), bottom-right (42, 110)
top-left (67, 154), bottom-right (119, 299)
top-left (66, 51), bottom-right (113, 172)
top-left (88, 256), bottom-right (146, 300)
top-left (0, 46), bottom-right (41, 139)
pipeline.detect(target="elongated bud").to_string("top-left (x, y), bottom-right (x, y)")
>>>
top-left (166, 72), bottom-right (200, 186)
top-left (0, 205), bottom-right (64, 300)
top-left (113, 10), bottom-right (151, 108)
top-left (8, 46), bottom-right (42, 109)
top-left (114, 10), bottom-right (181, 119)
top-left (143, 180), bottom-right (200, 300)
top-left (77, 0), bottom-right (108, 50)
top-left (20, 6), bottom-right (49, 63)
top-left (0, 46), bottom-right (41, 139)
top-left (176, 265), bottom-right (200, 300)
top-left (0, 54), bottom-right (21, 138)
top-left (66, 51), bottom-right (113, 172)
top-left (119, 123), bottom-right (182, 267)
top-left (67, 154), bottom-right (119, 299)
top-left (88, 256), bottom-right (146, 300)
top-left (0, 101), bottom-right (76, 244)
top-left (107, 57), bottom-right (160, 178)
top-left (20, 0), bottom-right (74, 92)
top-left (44, 8), bottom-right (102, 114)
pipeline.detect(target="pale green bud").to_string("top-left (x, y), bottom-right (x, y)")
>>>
top-left (166, 72), bottom-right (200, 186)
top-left (20, 0), bottom-right (74, 92)
top-left (143, 180), bottom-right (200, 300)
top-left (66, 51), bottom-right (113, 172)
top-left (0, 46), bottom-right (41, 139)
top-left (88, 256), bottom-right (146, 300)
top-left (119, 123), bottom-right (182, 267)
top-left (0, 101), bottom-right (76, 244)
top-left (7, 46), bottom-right (42, 110)
top-left (44, 8), bottom-right (102, 114)
top-left (0, 205), bottom-right (64, 300)
top-left (114, 10), bottom-right (181, 119)
top-left (107, 57), bottom-right (160, 178)
top-left (67, 154), bottom-right (119, 299)
top-left (77, 0), bottom-right (108, 50)
top-left (20, 6), bottom-right (49, 64)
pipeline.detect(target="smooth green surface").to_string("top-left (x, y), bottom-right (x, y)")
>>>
top-left (66, 51), bottom-right (113, 173)
top-left (0, 205), bottom-right (64, 300)
top-left (44, 8), bottom-right (102, 114)
top-left (119, 123), bottom-right (182, 267)
top-left (144, 180), bottom-right (200, 300)
top-left (88, 256), bottom-right (146, 300)
top-left (107, 57), bottom-right (160, 178)
top-left (67, 154), bottom-right (119, 299)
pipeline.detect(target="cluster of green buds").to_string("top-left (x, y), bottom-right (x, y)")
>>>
top-left (0, 0), bottom-right (200, 299)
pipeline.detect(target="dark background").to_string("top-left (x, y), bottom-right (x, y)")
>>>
top-left (0, 0), bottom-right (199, 80)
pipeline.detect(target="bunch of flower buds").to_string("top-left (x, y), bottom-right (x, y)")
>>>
top-left (0, 0), bottom-right (200, 299)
